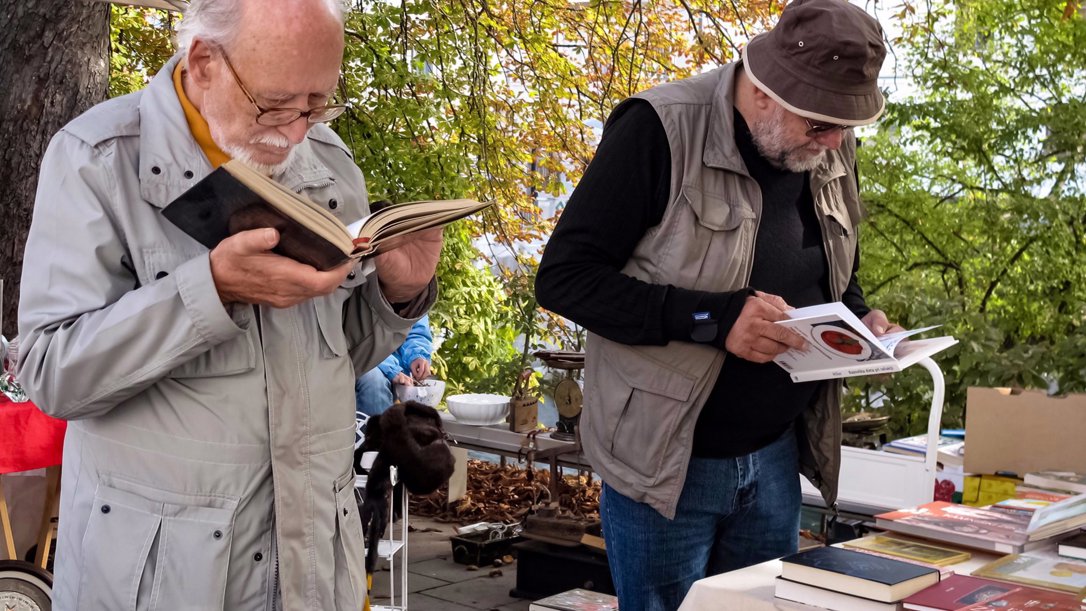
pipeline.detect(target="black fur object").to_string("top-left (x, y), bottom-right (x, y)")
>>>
top-left (355, 400), bottom-right (455, 573)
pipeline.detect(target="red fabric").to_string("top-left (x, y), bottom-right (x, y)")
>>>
top-left (0, 397), bottom-right (66, 474)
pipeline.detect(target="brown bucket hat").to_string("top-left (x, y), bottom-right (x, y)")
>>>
top-left (743, 0), bottom-right (887, 125)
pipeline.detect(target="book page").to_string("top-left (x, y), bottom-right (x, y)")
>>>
top-left (224, 160), bottom-right (353, 252)
top-left (346, 199), bottom-right (490, 256)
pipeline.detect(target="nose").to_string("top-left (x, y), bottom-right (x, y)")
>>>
top-left (814, 129), bottom-right (845, 150)
top-left (278, 116), bottom-right (311, 145)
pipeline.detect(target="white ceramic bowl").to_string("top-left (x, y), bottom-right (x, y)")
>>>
top-left (445, 393), bottom-right (510, 426)
top-left (394, 378), bottom-right (446, 408)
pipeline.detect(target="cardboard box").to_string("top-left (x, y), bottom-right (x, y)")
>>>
top-left (964, 387), bottom-right (1086, 476)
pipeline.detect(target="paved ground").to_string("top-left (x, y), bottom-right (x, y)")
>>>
top-left (367, 515), bottom-right (532, 611)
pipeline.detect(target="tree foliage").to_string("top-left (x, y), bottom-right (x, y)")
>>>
top-left (332, 0), bottom-right (781, 393)
top-left (849, 0), bottom-right (1086, 433)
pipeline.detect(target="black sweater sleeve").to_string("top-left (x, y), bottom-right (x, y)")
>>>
top-left (535, 100), bottom-right (749, 346)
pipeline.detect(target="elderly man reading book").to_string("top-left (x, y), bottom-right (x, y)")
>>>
top-left (16, 0), bottom-right (439, 609)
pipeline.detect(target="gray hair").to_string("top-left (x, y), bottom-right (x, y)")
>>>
top-left (175, 0), bottom-right (348, 55)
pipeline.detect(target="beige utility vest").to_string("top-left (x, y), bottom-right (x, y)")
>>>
top-left (582, 63), bottom-right (864, 519)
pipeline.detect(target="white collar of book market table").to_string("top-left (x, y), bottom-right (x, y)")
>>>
top-left (800, 357), bottom-right (947, 517)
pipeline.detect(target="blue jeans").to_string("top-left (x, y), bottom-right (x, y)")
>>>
top-left (355, 368), bottom-right (394, 418)
top-left (600, 426), bottom-right (800, 611)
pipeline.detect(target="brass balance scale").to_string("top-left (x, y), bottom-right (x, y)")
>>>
top-left (533, 351), bottom-right (585, 441)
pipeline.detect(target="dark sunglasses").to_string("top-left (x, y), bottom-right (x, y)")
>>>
top-left (802, 117), bottom-right (851, 137)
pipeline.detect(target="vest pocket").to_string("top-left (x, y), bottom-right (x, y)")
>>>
top-left (77, 481), bottom-right (238, 611)
top-left (596, 343), bottom-right (698, 481)
top-left (681, 186), bottom-right (755, 231)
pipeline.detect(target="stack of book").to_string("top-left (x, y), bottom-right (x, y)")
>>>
top-left (875, 495), bottom-right (1086, 554)
top-left (775, 546), bottom-right (941, 610)
top-left (989, 490), bottom-right (1073, 518)
top-left (882, 435), bottom-right (965, 468)
top-left (1025, 472), bottom-right (1086, 495)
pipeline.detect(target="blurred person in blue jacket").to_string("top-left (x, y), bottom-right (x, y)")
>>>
top-left (355, 315), bottom-right (433, 417)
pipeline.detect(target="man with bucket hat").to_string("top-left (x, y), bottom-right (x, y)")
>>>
top-left (536, 0), bottom-right (898, 608)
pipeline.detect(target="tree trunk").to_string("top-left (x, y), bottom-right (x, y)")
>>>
top-left (0, 0), bottom-right (110, 339)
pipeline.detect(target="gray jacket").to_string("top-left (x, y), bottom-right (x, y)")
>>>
top-left (582, 63), bottom-right (863, 519)
top-left (17, 55), bottom-right (425, 610)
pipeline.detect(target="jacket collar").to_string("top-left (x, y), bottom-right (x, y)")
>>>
top-left (702, 61), bottom-right (848, 188)
top-left (138, 54), bottom-right (338, 208)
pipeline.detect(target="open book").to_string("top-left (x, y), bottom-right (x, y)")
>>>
top-left (163, 159), bottom-right (491, 270)
top-left (772, 302), bottom-right (957, 383)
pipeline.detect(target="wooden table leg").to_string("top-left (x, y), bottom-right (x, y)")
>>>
top-left (0, 475), bottom-right (16, 560)
top-left (34, 465), bottom-right (61, 569)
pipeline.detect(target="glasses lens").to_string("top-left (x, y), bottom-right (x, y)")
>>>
top-left (257, 109), bottom-right (303, 126)
top-left (307, 105), bottom-right (347, 124)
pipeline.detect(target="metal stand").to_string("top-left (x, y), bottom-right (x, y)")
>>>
top-left (357, 465), bottom-right (409, 611)
top-left (800, 356), bottom-right (948, 516)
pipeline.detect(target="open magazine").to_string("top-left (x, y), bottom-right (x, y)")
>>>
top-left (772, 302), bottom-right (957, 383)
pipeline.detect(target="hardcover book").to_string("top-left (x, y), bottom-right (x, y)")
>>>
top-left (882, 435), bottom-right (966, 468)
top-left (1026, 493), bottom-right (1086, 540)
top-left (1024, 472), bottom-right (1086, 495)
top-left (779, 545), bottom-right (941, 602)
top-left (875, 501), bottom-right (1041, 554)
top-left (972, 548), bottom-right (1086, 595)
top-left (774, 577), bottom-right (902, 611)
top-left (528, 588), bottom-right (618, 611)
top-left (994, 492), bottom-right (1068, 516)
top-left (843, 535), bottom-right (971, 567)
top-left (163, 159), bottom-right (490, 270)
top-left (772, 302), bottom-right (957, 383)
top-left (956, 585), bottom-right (1082, 610)
top-left (1059, 532), bottom-right (1086, 561)
top-left (902, 574), bottom-right (1018, 611)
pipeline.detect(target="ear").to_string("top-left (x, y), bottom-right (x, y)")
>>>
top-left (186, 39), bottom-right (218, 92)
top-left (751, 86), bottom-right (774, 111)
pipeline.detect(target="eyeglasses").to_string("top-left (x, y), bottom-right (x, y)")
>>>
top-left (219, 50), bottom-right (346, 127)
top-left (803, 117), bottom-right (851, 138)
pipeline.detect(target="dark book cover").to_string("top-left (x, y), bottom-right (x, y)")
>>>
top-left (781, 546), bottom-right (940, 586)
top-left (162, 165), bottom-right (349, 271)
top-left (903, 574), bottom-right (1017, 610)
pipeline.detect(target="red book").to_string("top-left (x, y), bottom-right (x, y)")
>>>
top-left (903, 574), bottom-right (1017, 610)
top-left (957, 585), bottom-right (1081, 610)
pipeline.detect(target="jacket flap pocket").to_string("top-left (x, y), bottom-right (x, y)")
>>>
top-left (818, 180), bottom-right (854, 236)
top-left (682, 186), bottom-right (754, 231)
top-left (314, 296), bottom-right (349, 358)
top-left (608, 344), bottom-right (697, 402)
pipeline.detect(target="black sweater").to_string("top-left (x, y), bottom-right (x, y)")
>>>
top-left (536, 100), bottom-right (869, 457)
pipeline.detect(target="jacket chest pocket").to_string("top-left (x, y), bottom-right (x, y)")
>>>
top-left (77, 479), bottom-right (239, 611)
top-left (661, 186), bottom-right (756, 292)
top-left (814, 180), bottom-right (859, 297)
top-left (313, 294), bottom-right (349, 359)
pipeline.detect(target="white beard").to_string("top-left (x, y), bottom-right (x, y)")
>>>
top-left (750, 105), bottom-right (828, 173)
top-left (219, 132), bottom-right (301, 177)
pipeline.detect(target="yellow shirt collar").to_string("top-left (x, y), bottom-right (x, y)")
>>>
top-left (173, 63), bottom-right (231, 169)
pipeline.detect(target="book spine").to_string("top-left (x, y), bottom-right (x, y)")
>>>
top-left (790, 361), bottom-right (904, 383)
